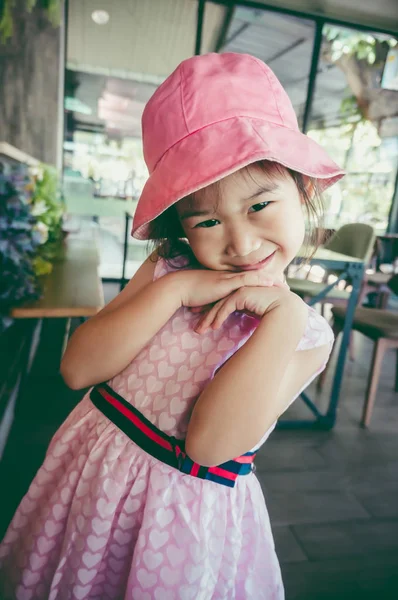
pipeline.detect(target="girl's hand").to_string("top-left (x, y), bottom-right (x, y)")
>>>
top-left (175, 269), bottom-right (285, 309)
top-left (190, 277), bottom-right (288, 315)
top-left (194, 284), bottom-right (293, 333)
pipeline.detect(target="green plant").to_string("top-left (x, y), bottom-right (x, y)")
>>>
top-left (0, 166), bottom-right (42, 332)
top-left (339, 95), bottom-right (363, 121)
top-left (323, 27), bottom-right (398, 124)
top-left (324, 25), bottom-right (397, 66)
top-left (29, 163), bottom-right (64, 274)
top-left (0, 0), bottom-right (62, 44)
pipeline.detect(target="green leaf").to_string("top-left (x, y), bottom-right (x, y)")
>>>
top-left (0, 0), bottom-right (61, 43)
top-left (367, 50), bottom-right (376, 64)
top-left (0, 1), bottom-right (15, 44)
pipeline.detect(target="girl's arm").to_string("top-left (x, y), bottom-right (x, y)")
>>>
top-left (185, 292), bottom-right (330, 466)
top-left (60, 253), bottom-right (181, 390)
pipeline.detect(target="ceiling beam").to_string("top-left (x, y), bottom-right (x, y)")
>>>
top-left (210, 0), bottom-right (398, 36)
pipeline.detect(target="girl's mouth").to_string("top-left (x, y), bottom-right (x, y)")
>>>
top-left (236, 251), bottom-right (276, 271)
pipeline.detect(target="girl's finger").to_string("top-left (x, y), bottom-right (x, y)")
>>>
top-left (195, 303), bottom-right (222, 333)
top-left (201, 293), bottom-right (237, 332)
top-left (211, 295), bottom-right (238, 330)
top-left (196, 296), bottom-right (229, 333)
top-left (190, 303), bottom-right (214, 313)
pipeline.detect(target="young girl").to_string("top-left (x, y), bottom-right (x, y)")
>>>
top-left (0, 53), bottom-right (343, 599)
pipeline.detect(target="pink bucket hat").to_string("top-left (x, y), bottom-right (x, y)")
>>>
top-left (132, 52), bottom-right (344, 240)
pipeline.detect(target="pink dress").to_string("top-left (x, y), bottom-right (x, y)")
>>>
top-left (0, 256), bottom-right (334, 600)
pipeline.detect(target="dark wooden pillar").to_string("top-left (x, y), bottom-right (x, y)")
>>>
top-left (0, 1), bottom-right (64, 166)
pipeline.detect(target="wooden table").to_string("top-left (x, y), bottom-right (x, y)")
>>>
top-left (11, 233), bottom-right (104, 360)
top-left (377, 233), bottom-right (398, 240)
top-left (11, 236), bottom-right (104, 319)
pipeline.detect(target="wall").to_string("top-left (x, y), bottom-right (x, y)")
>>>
top-left (0, 2), bottom-right (64, 166)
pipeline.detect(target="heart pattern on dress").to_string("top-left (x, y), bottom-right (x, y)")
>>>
top-left (0, 256), bottom-right (333, 599)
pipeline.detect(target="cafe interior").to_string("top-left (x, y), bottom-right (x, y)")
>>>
top-left (1, 1), bottom-right (398, 598)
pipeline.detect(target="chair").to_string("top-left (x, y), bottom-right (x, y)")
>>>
top-left (358, 271), bottom-right (392, 309)
top-left (318, 274), bottom-right (398, 427)
top-left (288, 223), bottom-right (376, 310)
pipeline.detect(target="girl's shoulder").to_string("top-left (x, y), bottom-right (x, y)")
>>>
top-left (153, 251), bottom-right (193, 281)
top-left (296, 305), bottom-right (334, 352)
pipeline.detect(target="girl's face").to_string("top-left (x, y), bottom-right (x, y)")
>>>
top-left (175, 164), bottom-right (306, 278)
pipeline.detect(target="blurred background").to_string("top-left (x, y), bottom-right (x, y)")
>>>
top-left (1, 0), bottom-right (397, 281)
top-left (1, 2), bottom-right (398, 599)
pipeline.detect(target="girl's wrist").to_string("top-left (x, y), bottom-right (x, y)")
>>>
top-left (163, 271), bottom-right (186, 309)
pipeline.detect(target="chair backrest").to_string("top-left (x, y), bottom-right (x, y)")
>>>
top-left (325, 223), bottom-right (376, 265)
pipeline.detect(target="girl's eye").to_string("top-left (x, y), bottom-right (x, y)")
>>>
top-left (194, 219), bottom-right (220, 229)
top-left (249, 201), bottom-right (270, 213)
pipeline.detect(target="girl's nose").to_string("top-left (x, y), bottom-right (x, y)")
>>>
top-left (225, 226), bottom-right (262, 258)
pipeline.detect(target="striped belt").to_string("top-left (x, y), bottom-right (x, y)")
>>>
top-left (90, 383), bottom-right (256, 488)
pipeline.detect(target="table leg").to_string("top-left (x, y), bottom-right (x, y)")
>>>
top-left (120, 212), bottom-right (130, 291)
top-left (26, 319), bottom-right (43, 374)
top-left (61, 318), bottom-right (72, 358)
top-left (278, 260), bottom-right (364, 430)
top-left (326, 262), bottom-right (365, 426)
top-left (0, 318), bottom-right (55, 459)
top-left (0, 319), bottom-right (41, 460)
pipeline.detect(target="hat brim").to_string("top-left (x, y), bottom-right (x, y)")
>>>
top-left (132, 116), bottom-right (344, 240)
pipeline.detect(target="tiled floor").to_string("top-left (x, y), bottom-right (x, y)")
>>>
top-left (1, 282), bottom-right (397, 599)
top-left (258, 329), bottom-right (398, 599)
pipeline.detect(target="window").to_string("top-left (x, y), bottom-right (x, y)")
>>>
top-left (307, 25), bottom-right (398, 233)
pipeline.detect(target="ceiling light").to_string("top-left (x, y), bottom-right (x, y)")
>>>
top-left (92, 10), bottom-right (110, 25)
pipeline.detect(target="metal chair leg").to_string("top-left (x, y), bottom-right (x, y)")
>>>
top-left (378, 291), bottom-right (390, 309)
top-left (395, 349), bottom-right (398, 393)
top-left (348, 331), bottom-right (355, 362)
top-left (362, 338), bottom-right (386, 427)
top-left (61, 318), bottom-right (72, 358)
